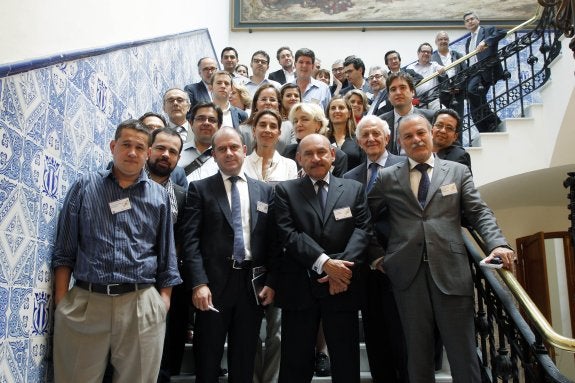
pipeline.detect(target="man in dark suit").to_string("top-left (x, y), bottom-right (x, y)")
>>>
top-left (378, 72), bottom-right (435, 155)
top-left (275, 134), bottom-right (372, 383)
top-left (268, 46), bottom-right (295, 85)
top-left (145, 127), bottom-right (188, 381)
top-left (368, 113), bottom-right (515, 383)
top-left (183, 57), bottom-right (217, 113)
top-left (343, 116), bottom-right (407, 383)
top-left (464, 11), bottom-right (507, 132)
top-left (210, 70), bottom-right (248, 130)
top-left (432, 31), bottom-right (467, 123)
top-left (366, 66), bottom-right (391, 116)
top-left (180, 127), bottom-right (277, 382)
top-left (432, 108), bottom-right (472, 173)
top-left (384, 50), bottom-right (423, 84)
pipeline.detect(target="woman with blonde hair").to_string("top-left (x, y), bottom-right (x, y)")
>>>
top-left (230, 82), bottom-right (252, 112)
top-left (344, 89), bottom-right (369, 124)
top-left (283, 102), bottom-right (348, 177)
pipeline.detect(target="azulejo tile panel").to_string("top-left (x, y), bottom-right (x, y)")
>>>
top-left (0, 29), bottom-right (215, 382)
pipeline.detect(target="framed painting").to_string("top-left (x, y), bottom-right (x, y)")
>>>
top-left (231, 0), bottom-right (540, 30)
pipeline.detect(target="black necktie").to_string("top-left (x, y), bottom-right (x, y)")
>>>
top-left (316, 180), bottom-right (327, 216)
top-left (229, 176), bottom-right (245, 262)
top-left (367, 162), bottom-right (380, 193)
top-left (415, 163), bottom-right (430, 208)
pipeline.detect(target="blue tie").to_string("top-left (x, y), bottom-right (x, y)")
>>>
top-left (367, 162), bottom-right (380, 193)
top-left (415, 163), bottom-right (430, 208)
top-left (229, 176), bottom-right (245, 262)
top-left (316, 180), bottom-right (327, 216)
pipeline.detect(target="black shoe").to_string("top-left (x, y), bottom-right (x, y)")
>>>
top-left (314, 352), bottom-right (331, 377)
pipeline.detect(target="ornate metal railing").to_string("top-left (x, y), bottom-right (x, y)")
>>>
top-left (415, 5), bottom-right (563, 146)
top-left (465, 229), bottom-right (574, 382)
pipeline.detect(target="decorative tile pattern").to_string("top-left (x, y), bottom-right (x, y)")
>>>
top-left (0, 29), bottom-right (214, 382)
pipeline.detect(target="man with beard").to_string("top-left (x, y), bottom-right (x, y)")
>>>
top-left (146, 127), bottom-right (188, 381)
top-left (269, 47), bottom-right (295, 85)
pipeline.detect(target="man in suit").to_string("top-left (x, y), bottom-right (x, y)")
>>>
top-left (275, 133), bottom-right (372, 383)
top-left (432, 31), bottom-right (467, 123)
top-left (343, 116), bottom-right (407, 383)
top-left (432, 108), bottom-right (472, 173)
top-left (384, 50), bottom-right (423, 84)
top-left (368, 113), bottom-right (515, 383)
top-left (164, 88), bottom-right (194, 144)
top-left (464, 11), bottom-right (507, 132)
top-left (378, 72), bottom-right (435, 155)
top-left (184, 57), bottom-right (217, 113)
top-left (366, 66), bottom-right (391, 116)
top-left (180, 127), bottom-right (277, 382)
top-left (209, 70), bottom-right (248, 130)
top-left (145, 127), bottom-right (188, 381)
top-left (268, 46), bottom-right (295, 85)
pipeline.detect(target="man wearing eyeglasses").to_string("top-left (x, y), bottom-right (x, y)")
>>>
top-left (184, 57), bottom-right (217, 115)
top-left (330, 59), bottom-right (348, 96)
top-left (178, 102), bottom-right (223, 180)
top-left (366, 66), bottom-right (391, 116)
top-left (432, 108), bottom-right (472, 173)
top-left (242, 50), bottom-right (281, 98)
top-left (406, 43), bottom-right (445, 111)
top-left (463, 11), bottom-right (506, 132)
top-left (163, 88), bottom-right (194, 144)
top-left (341, 56), bottom-right (372, 100)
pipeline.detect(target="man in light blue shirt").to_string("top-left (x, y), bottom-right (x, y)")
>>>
top-left (52, 119), bottom-right (181, 383)
top-left (292, 48), bottom-right (331, 110)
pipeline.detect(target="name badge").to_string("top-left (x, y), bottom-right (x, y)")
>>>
top-left (440, 183), bottom-right (458, 196)
top-left (257, 201), bottom-right (269, 214)
top-left (109, 198), bottom-right (131, 214)
top-left (311, 98), bottom-right (320, 105)
top-left (333, 207), bottom-right (352, 220)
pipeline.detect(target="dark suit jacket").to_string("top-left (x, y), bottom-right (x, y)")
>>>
top-left (282, 143), bottom-right (348, 177)
top-left (378, 108), bottom-right (435, 155)
top-left (274, 175), bottom-right (372, 311)
top-left (180, 172), bottom-right (277, 305)
top-left (184, 81), bottom-right (211, 111)
top-left (368, 89), bottom-right (392, 116)
top-left (268, 69), bottom-right (287, 85)
top-left (436, 145), bottom-right (472, 174)
top-left (368, 157), bottom-right (508, 295)
top-left (343, 154), bottom-right (403, 252)
top-left (465, 26), bottom-right (506, 85)
top-left (230, 106), bottom-right (248, 130)
top-left (328, 135), bottom-right (366, 172)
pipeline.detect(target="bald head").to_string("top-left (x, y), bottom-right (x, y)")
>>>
top-left (296, 134), bottom-right (335, 179)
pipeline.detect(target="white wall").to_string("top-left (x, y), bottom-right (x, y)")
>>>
top-left (0, 0), bottom-right (468, 74)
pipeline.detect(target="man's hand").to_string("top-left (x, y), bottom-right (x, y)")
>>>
top-left (322, 259), bottom-right (354, 285)
top-left (485, 247), bottom-right (515, 270)
top-left (192, 285), bottom-right (213, 311)
top-left (258, 286), bottom-right (275, 306)
top-left (159, 287), bottom-right (172, 311)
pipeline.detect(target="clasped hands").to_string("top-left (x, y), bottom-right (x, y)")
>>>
top-left (318, 259), bottom-right (355, 295)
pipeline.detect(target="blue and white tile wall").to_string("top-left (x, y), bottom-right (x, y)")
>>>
top-left (0, 29), bottom-right (215, 383)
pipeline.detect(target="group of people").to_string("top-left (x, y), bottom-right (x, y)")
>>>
top-left (51, 10), bottom-right (515, 383)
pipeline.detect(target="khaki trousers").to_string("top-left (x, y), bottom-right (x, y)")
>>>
top-left (53, 286), bottom-right (167, 383)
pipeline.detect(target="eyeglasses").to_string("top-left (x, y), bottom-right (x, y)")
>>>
top-left (368, 74), bottom-right (384, 81)
top-left (164, 97), bottom-right (189, 104)
top-left (419, 50), bottom-right (432, 55)
top-left (332, 67), bottom-right (344, 73)
top-left (433, 123), bottom-right (457, 133)
top-left (194, 115), bottom-right (218, 124)
top-left (252, 58), bottom-right (269, 65)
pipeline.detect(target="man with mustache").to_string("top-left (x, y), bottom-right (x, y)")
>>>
top-left (368, 113), bottom-right (515, 383)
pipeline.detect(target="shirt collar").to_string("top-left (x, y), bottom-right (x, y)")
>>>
top-left (367, 151), bottom-right (389, 168)
top-left (309, 172), bottom-right (330, 186)
top-left (408, 154), bottom-right (435, 170)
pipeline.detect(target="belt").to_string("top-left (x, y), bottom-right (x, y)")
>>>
top-left (228, 259), bottom-right (253, 270)
top-left (75, 280), bottom-right (153, 296)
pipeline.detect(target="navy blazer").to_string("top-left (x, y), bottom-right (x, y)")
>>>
top-left (268, 69), bottom-right (287, 85)
top-left (465, 25), bottom-right (506, 85)
top-left (184, 81), bottom-right (211, 111)
top-left (180, 172), bottom-right (277, 303)
top-left (230, 106), bottom-right (248, 130)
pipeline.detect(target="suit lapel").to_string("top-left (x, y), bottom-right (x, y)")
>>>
top-left (213, 175), bottom-right (233, 227)
top-left (246, 176), bottom-right (260, 231)
top-left (324, 176), bottom-right (344, 223)
top-left (426, 157), bottom-right (449, 207)
top-left (299, 177), bottom-right (324, 219)
top-left (394, 160), bottom-right (421, 209)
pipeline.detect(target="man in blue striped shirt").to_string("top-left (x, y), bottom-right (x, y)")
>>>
top-left (52, 119), bottom-right (182, 383)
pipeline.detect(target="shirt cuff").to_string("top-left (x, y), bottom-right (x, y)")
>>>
top-left (312, 253), bottom-right (330, 274)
